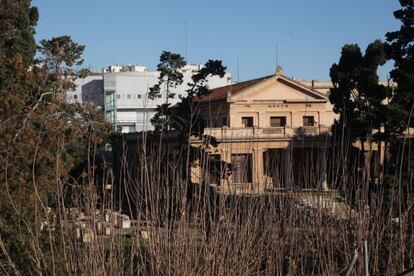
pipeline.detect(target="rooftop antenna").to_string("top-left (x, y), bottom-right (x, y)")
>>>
top-left (275, 43), bottom-right (279, 69)
top-left (237, 56), bottom-right (240, 83)
top-left (184, 22), bottom-right (188, 61)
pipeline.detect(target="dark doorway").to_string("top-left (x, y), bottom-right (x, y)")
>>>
top-left (264, 149), bottom-right (292, 190)
top-left (231, 154), bottom-right (252, 184)
top-left (207, 154), bottom-right (222, 185)
top-left (292, 148), bottom-right (320, 190)
top-left (264, 148), bottom-right (328, 190)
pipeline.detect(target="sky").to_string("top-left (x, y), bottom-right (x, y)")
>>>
top-left (32, 0), bottom-right (401, 82)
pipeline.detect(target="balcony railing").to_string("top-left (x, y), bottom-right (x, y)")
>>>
top-left (201, 126), bottom-right (331, 140)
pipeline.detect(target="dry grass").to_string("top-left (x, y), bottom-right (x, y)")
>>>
top-left (1, 121), bottom-right (413, 275)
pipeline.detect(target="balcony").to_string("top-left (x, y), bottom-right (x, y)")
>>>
top-left (201, 126), bottom-right (331, 141)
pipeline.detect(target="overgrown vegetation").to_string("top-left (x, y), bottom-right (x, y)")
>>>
top-left (0, 0), bottom-right (109, 274)
top-left (0, 0), bottom-right (413, 275)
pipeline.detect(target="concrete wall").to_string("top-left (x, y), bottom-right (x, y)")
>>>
top-left (229, 102), bottom-right (335, 128)
top-left (227, 77), bottom-right (337, 128)
top-left (67, 74), bottom-right (104, 108)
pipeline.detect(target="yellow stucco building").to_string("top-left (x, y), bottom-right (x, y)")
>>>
top-left (190, 68), bottom-right (337, 194)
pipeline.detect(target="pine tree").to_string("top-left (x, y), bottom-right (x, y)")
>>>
top-left (0, 1), bottom-right (109, 273)
top-left (386, 0), bottom-right (414, 136)
top-left (149, 52), bottom-right (226, 135)
top-left (149, 51), bottom-right (186, 132)
top-left (329, 40), bottom-right (388, 147)
top-left (384, 0), bottom-right (414, 218)
top-left (171, 59), bottom-right (227, 137)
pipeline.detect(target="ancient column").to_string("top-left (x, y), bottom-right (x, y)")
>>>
top-left (283, 148), bottom-right (293, 191)
top-left (254, 149), bottom-right (265, 193)
top-left (320, 146), bottom-right (329, 191)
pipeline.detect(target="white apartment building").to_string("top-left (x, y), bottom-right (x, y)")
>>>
top-left (103, 64), bottom-right (232, 133)
top-left (66, 73), bottom-right (104, 108)
top-left (67, 64), bottom-right (232, 133)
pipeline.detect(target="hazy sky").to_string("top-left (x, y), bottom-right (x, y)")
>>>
top-left (32, 0), bottom-right (400, 81)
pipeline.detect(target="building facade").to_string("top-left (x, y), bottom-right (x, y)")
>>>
top-left (190, 69), bottom-right (337, 194)
top-left (67, 64), bottom-right (232, 133)
top-left (66, 73), bottom-right (104, 108)
top-left (103, 64), bottom-right (232, 133)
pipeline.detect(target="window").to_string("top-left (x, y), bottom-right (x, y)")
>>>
top-left (222, 117), bottom-right (227, 127)
top-left (73, 94), bottom-right (78, 100)
top-left (270, 116), bottom-right (286, 127)
top-left (137, 94), bottom-right (141, 99)
top-left (241, 117), bottom-right (254, 128)
top-left (117, 94), bottom-right (121, 100)
top-left (303, 116), bottom-right (315, 127)
top-left (127, 94), bottom-right (131, 99)
top-left (105, 91), bottom-right (116, 109)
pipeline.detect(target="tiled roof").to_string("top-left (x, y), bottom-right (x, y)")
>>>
top-left (194, 75), bottom-right (273, 103)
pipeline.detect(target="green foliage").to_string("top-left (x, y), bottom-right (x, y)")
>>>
top-left (170, 60), bottom-right (227, 137)
top-left (149, 51), bottom-right (186, 131)
top-left (0, 0), bottom-right (38, 115)
top-left (149, 51), bottom-right (226, 136)
top-left (0, 0), bottom-right (38, 68)
top-left (38, 36), bottom-right (87, 93)
top-left (386, 0), bottom-right (414, 136)
top-left (39, 36), bottom-right (85, 67)
top-left (0, 1), bottom-right (109, 274)
top-left (329, 40), bottom-right (389, 145)
top-left (148, 51), bottom-right (186, 101)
